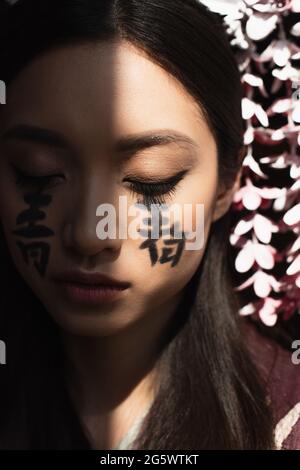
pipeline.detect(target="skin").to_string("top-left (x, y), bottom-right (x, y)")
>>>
top-left (0, 40), bottom-right (240, 449)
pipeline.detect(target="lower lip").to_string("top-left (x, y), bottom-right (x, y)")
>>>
top-left (56, 281), bottom-right (129, 305)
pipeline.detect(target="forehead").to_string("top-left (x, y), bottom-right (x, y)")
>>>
top-left (1, 40), bottom-right (213, 152)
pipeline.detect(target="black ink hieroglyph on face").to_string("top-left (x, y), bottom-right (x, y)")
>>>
top-left (138, 209), bottom-right (186, 268)
top-left (11, 190), bottom-right (54, 277)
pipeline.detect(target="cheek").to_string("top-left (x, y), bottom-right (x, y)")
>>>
top-left (128, 239), bottom-right (203, 316)
top-left (128, 210), bottom-right (212, 302)
top-left (0, 170), bottom-right (20, 225)
top-left (0, 180), bottom-right (25, 268)
top-left (180, 172), bottom-right (218, 230)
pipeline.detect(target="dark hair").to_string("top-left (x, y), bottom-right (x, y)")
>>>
top-left (0, 0), bottom-right (274, 449)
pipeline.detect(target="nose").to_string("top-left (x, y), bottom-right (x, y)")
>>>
top-left (61, 173), bottom-right (123, 258)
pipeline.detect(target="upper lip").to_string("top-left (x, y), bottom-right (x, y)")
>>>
top-left (53, 270), bottom-right (131, 288)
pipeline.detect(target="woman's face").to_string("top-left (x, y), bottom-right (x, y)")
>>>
top-left (0, 41), bottom-right (230, 336)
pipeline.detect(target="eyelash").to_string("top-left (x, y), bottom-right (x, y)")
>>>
top-left (11, 165), bottom-right (187, 206)
top-left (12, 166), bottom-right (64, 190)
top-left (126, 170), bottom-right (187, 208)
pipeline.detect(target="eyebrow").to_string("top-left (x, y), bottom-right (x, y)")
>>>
top-left (0, 124), bottom-right (199, 156)
top-left (115, 130), bottom-right (199, 156)
top-left (0, 125), bottom-right (68, 149)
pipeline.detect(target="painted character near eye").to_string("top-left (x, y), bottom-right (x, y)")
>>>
top-left (12, 191), bottom-right (54, 277)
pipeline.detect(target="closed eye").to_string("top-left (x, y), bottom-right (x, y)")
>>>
top-left (11, 164), bottom-right (65, 190)
top-left (124, 169), bottom-right (187, 209)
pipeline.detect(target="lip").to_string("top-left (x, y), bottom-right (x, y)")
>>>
top-left (53, 270), bottom-right (131, 305)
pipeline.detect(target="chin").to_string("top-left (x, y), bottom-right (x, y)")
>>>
top-left (46, 307), bottom-right (134, 337)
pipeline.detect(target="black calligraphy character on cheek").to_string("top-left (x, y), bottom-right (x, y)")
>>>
top-left (12, 191), bottom-right (54, 277)
top-left (138, 208), bottom-right (186, 268)
top-left (158, 222), bottom-right (186, 267)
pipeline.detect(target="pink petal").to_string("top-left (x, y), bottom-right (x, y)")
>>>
top-left (200, 0), bottom-right (241, 16)
top-left (290, 236), bottom-right (300, 254)
top-left (269, 275), bottom-right (282, 292)
top-left (271, 98), bottom-right (292, 113)
top-left (235, 273), bottom-right (256, 291)
top-left (253, 215), bottom-right (272, 243)
top-left (242, 97), bottom-right (255, 119)
top-left (291, 162), bottom-right (300, 179)
top-left (274, 194), bottom-right (288, 211)
top-left (255, 104), bottom-right (269, 127)
top-left (292, 0), bottom-right (300, 13)
top-left (287, 254), bottom-right (300, 276)
top-left (246, 14), bottom-right (277, 41)
top-left (273, 40), bottom-right (291, 67)
top-left (244, 126), bottom-right (254, 145)
top-left (239, 303), bottom-right (256, 316)
top-left (243, 73), bottom-right (264, 87)
top-left (284, 203), bottom-right (300, 225)
top-left (243, 189), bottom-right (261, 210)
top-left (233, 186), bottom-right (246, 203)
top-left (273, 64), bottom-right (298, 81)
top-left (234, 219), bottom-right (254, 236)
top-left (235, 243), bottom-right (255, 273)
top-left (230, 233), bottom-right (239, 246)
top-left (271, 128), bottom-right (286, 140)
top-left (260, 153), bottom-right (289, 169)
top-left (259, 307), bottom-right (278, 326)
top-left (244, 154), bottom-right (268, 177)
top-left (254, 272), bottom-right (272, 298)
top-left (258, 42), bottom-right (275, 62)
top-left (292, 102), bottom-right (300, 123)
top-left (254, 244), bottom-right (275, 270)
top-left (291, 22), bottom-right (300, 36)
top-left (258, 186), bottom-right (286, 199)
